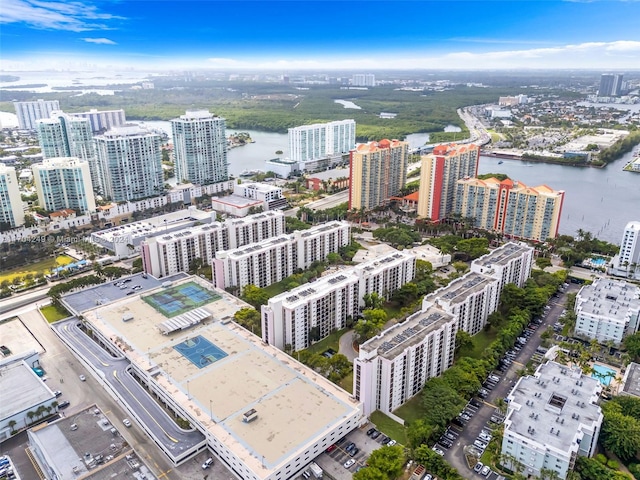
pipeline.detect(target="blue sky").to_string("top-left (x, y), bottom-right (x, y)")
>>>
top-left (1, 0), bottom-right (639, 70)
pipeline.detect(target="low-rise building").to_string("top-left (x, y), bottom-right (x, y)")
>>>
top-left (501, 362), bottom-right (603, 480)
top-left (28, 405), bottom-right (156, 480)
top-left (470, 242), bottom-right (534, 290)
top-left (354, 306), bottom-right (457, 416)
top-left (620, 362), bottom-right (640, 398)
top-left (234, 182), bottom-right (288, 211)
top-left (574, 278), bottom-right (640, 345)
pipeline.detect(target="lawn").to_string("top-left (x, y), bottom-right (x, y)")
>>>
top-left (383, 302), bottom-right (403, 321)
top-left (40, 304), bottom-right (71, 323)
top-left (262, 279), bottom-right (289, 298)
top-left (370, 410), bottom-right (407, 445)
top-left (305, 328), bottom-right (348, 355)
top-left (339, 371), bottom-right (353, 394)
top-left (0, 255), bottom-right (74, 283)
top-left (393, 393), bottom-right (424, 424)
top-left (459, 328), bottom-right (498, 359)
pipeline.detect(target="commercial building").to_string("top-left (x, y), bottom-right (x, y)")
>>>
top-left (171, 110), bottom-right (228, 185)
top-left (417, 143), bottom-right (480, 221)
top-left (261, 249), bottom-right (414, 352)
top-left (351, 74), bottom-right (376, 87)
top-left (288, 120), bottom-right (355, 170)
top-left (574, 278), bottom-right (640, 345)
top-left (212, 221), bottom-right (351, 291)
top-left (262, 271), bottom-right (361, 351)
top-left (599, 74), bottom-right (624, 97)
top-left (92, 206), bottom-right (212, 258)
top-left (142, 211), bottom-right (286, 278)
top-left (501, 362), bottom-right (603, 480)
top-left (354, 306), bottom-right (457, 416)
top-left (94, 125), bottom-right (163, 202)
top-left (264, 158), bottom-right (300, 179)
top-left (71, 276), bottom-right (363, 480)
top-left (349, 139), bottom-right (408, 210)
top-left (232, 182), bottom-right (288, 211)
top-left (32, 157), bottom-right (96, 214)
top-left (0, 163), bottom-right (25, 228)
top-left (454, 177), bottom-right (564, 242)
top-left (70, 108), bottom-right (127, 133)
top-left (470, 242), bottom-right (534, 290)
top-left (28, 405), bottom-right (155, 480)
top-left (0, 353), bottom-right (55, 443)
top-left (610, 221), bottom-right (640, 280)
top-left (13, 99), bottom-right (60, 130)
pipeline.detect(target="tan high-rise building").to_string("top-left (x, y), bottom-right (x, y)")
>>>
top-left (454, 176), bottom-right (564, 241)
top-left (417, 143), bottom-right (479, 220)
top-left (349, 139), bottom-right (408, 210)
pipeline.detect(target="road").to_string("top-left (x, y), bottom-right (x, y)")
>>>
top-left (338, 330), bottom-right (357, 362)
top-left (443, 284), bottom-right (578, 477)
top-left (51, 318), bottom-right (206, 464)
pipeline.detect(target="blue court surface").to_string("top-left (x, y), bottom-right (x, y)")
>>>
top-left (174, 335), bottom-right (228, 368)
top-left (143, 281), bottom-right (220, 317)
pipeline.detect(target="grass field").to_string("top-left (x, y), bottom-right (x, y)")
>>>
top-left (339, 371), bottom-right (354, 394)
top-left (459, 328), bottom-right (498, 359)
top-left (40, 304), bottom-right (71, 323)
top-left (394, 393), bottom-right (425, 424)
top-left (370, 411), bottom-right (408, 445)
top-left (305, 328), bottom-right (347, 355)
top-left (0, 255), bottom-right (74, 283)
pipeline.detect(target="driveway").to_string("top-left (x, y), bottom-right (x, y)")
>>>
top-left (443, 285), bottom-right (578, 477)
top-left (338, 330), bottom-right (357, 361)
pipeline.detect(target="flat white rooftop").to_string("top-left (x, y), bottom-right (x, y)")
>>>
top-left (426, 272), bottom-right (495, 305)
top-left (474, 242), bottom-right (532, 268)
top-left (82, 277), bottom-right (360, 474)
top-left (0, 360), bottom-right (54, 421)
top-left (577, 278), bottom-right (640, 320)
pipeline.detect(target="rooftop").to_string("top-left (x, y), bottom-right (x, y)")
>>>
top-left (0, 359), bottom-right (55, 421)
top-left (226, 234), bottom-right (291, 258)
top-left (29, 405), bottom-right (155, 480)
top-left (360, 306), bottom-right (455, 359)
top-left (505, 362), bottom-right (602, 453)
top-left (82, 277), bottom-right (360, 475)
top-left (474, 242), bottom-right (533, 268)
top-left (426, 272), bottom-right (495, 305)
top-left (275, 271), bottom-right (359, 308)
top-left (92, 207), bottom-right (211, 242)
top-left (576, 278), bottom-right (640, 321)
top-left (622, 362), bottom-right (640, 398)
top-left (210, 195), bottom-right (264, 208)
top-left (0, 316), bottom-right (45, 358)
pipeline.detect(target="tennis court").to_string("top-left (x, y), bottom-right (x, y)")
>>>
top-left (143, 281), bottom-right (220, 318)
top-left (174, 335), bottom-right (228, 368)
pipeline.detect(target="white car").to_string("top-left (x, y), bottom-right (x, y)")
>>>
top-left (387, 439), bottom-right (397, 446)
top-left (473, 440), bottom-right (488, 450)
top-left (343, 459), bottom-right (356, 469)
top-left (202, 458), bottom-right (213, 469)
top-left (481, 466), bottom-right (491, 476)
top-left (122, 418), bottom-right (132, 428)
top-left (432, 447), bottom-right (445, 456)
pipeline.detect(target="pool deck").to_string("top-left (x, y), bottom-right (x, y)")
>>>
top-left (590, 363), bottom-right (620, 387)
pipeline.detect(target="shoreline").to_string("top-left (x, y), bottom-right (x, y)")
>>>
top-left (482, 150), bottom-right (606, 168)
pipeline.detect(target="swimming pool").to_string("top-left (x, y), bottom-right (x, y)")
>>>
top-left (591, 364), bottom-right (616, 386)
top-left (590, 257), bottom-right (607, 266)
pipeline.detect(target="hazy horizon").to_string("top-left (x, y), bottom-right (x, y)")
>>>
top-left (1, 1), bottom-right (639, 71)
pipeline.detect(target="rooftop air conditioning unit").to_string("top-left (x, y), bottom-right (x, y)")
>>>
top-left (243, 408), bottom-right (258, 423)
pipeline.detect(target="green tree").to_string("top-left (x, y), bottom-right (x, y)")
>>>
top-left (454, 330), bottom-right (474, 354)
top-left (366, 445), bottom-right (404, 479)
top-left (241, 285), bottom-right (269, 308)
top-left (536, 257), bottom-right (553, 270)
top-left (233, 307), bottom-right (261, 335)
top-left (452, 261), bottom-right (469, 274)
top-left (363, 292), bottom-right (384, 310)
top-left (354, 309), bottom-right (387, 342)
top-left (406, 419), bottom-right (434, 449)
top-left (353, 467), bottom-right (387, 480)
top-left (601, 401), bottom-right (640, 461)
top-left (326, 252), bottom-right (341, 265)
top-left (623, 332), bottom-right (640, 361)
top-left (421, 377), bottom-right (466, 429)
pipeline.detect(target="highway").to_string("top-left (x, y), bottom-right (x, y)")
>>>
top-left (51, 318), bottom-right (206, 464)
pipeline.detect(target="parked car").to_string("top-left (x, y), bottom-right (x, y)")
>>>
top-left (371, 430), bottom-right (381, 439)
top-left (343, 459), bottom-right (356, 469)
top-left (473, 462), bottom-right (484, 473)
top-left (53, 390), bottom-right (62, 398)
top-left (481, 466), bottom-right (491, 476)
top-left (381, 436), bottom-right (391, 445)
top-left (479, 432), bottom-right (492, 442)
top-left (349, 447), bottom-right (359, 457)
top-left (432, 447), bottom-right (445, 456)
top-left (325, 444), bottom-right (337, 453)
top-left (366, 427), bottom-right (376, 436)
top-left (439, 439), bottom-right (453, 449)
top-left (202, 458), bottom-right (213, 469)
top-left (58, 400), bottom-right (70, 409)
top-left (345, 442), bottom-right (356, 453)
top-left (122, 418), bottom-right (132, 428)
top-left (387, 439), bottom-right (397, 446)
top-left (474, 440), bottom-right (488, 450)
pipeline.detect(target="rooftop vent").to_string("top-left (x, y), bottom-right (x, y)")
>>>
top-left (243, 408), bottom-right (258, 423)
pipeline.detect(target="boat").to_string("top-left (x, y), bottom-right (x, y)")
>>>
top-left (240, 169), bottom-right (264, 177)
top-left (498, 160), bottom-right (504, 164)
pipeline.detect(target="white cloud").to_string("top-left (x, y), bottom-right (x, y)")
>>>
top-left (0, 0), bottom-right (123, 32)
top-left (82, 37), bottom-right (116, 45)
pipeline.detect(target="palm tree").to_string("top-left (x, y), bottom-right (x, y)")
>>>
top-left (26, 411), bottom-right (35, 425)
top-left (8, 420), bottom-right (17, 434)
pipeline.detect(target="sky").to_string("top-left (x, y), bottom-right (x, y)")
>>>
top-left (1, 0), bottom-right (640, 71)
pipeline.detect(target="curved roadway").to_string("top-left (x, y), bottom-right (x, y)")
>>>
top-left (51, 318), bottom-right (205, 463)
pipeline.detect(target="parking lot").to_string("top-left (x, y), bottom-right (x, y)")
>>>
top-left (441, 283), bottom-right (578, 478)
top-left (313, 425), bottom-right (395, 480)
